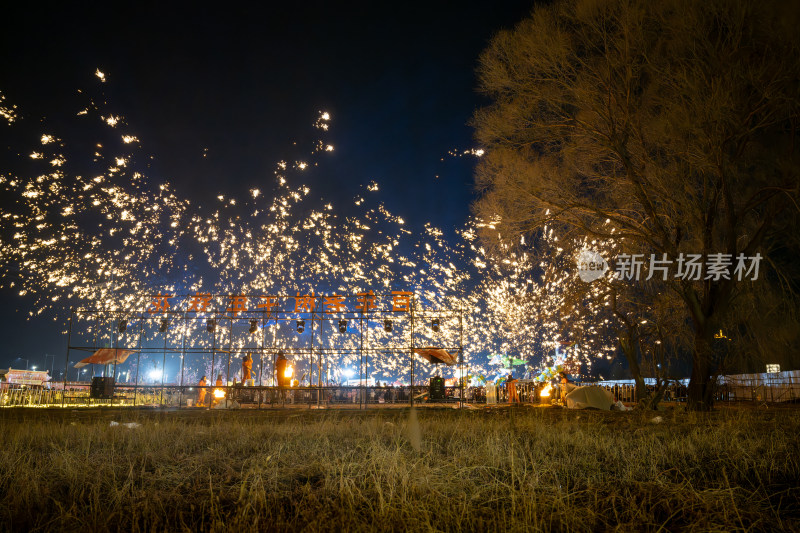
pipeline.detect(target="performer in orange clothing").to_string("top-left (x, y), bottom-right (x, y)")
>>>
top-left (242, 353), bottom-right (253, 382)
top-left (197, 375), bottom-right (208, 406)
top-left (507, 374), bottom-right (520, 404)
top-left (211, 373), bottom-right (225, 407)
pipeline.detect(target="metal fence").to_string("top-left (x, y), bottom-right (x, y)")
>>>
top-left (0, 387), bottom-right (66, 407)
top-left (493, 378), bottom-right (800, 405)
top-left (3, 375), bottom-right (799, 408)
top-left (0, 382), bottom-right (470, 408)
top-left (572, 378), bottom-right (800, 405)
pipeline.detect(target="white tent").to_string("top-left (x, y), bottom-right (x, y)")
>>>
top-left (564, 386), bottom-right (614, 410)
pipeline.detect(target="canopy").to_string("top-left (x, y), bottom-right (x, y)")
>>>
top-left (413, 347), bottom-right (457, 366)
top-left (564, 385), bottom-right (614, 410)
top-left (74, 349), bottom-right (136, 369)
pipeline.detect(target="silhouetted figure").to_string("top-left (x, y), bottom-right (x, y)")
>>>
top-left (559, 371), bottom-right (576, 403)
top-left (507, 374), bottom-right (520, 403)
top-left (275, 352), bottom-right (289, 387)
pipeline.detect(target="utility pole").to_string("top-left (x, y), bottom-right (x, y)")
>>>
top-left (44, 354), bottom-right (56, 375)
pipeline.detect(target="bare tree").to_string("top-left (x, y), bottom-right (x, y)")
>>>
top-left (537, 233), bottom-right (689, 408)
top-left (473, 0), bottom-right (800, 409)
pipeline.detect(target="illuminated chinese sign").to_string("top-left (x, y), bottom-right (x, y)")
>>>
top-left (146, 290), bottom-right (416, 316)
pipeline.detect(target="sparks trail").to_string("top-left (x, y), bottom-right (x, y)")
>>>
top-left (0, 76), bottom-right (617, 384)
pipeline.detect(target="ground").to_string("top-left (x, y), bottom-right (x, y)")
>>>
top-left (1, 405), bottom-right (798, 532)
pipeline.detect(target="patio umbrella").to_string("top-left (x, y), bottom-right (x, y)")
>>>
top-left (74, 348), bottom-right (136, 368)
top-left (413, 347), bottom-right (457, 366)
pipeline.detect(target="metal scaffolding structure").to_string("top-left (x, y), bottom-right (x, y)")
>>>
top-left (59, 293), bottom-right (466, 408)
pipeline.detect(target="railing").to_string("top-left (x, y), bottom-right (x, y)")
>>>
top-left (570, 379), bottom-right (800, 405)
top-left (0, 387), bottom-right (66, 407)
top-left (3, 376), bottom-right (799, 408)
top-left (486, 378), bottom-right (800, 405)
top-left (0, 383), bottom-right (470, 408)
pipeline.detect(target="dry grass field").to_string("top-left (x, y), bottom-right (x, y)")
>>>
top-left (0, 405), bottom-right (798, 532)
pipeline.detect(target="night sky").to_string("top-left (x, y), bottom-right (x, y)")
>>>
top-left (0, 1), bottom-right (535, 371)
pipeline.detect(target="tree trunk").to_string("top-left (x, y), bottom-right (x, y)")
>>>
top-left (619, 328), bottom-right (648, 406)
top-left (687, 328), bottom-right (715, 411)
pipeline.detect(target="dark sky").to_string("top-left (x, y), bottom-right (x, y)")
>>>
top-left (0, 1), bottom-right (535, 371)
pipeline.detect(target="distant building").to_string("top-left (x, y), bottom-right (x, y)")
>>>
top-left (0, 368), bottom-right (52, 388)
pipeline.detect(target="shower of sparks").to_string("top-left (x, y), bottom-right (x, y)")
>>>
top-left (445, 148), bottom-right (485, 158)
top-left (0, 92), bottom-right (18, 123)
top-left (0, 81), bottom-right (619, 386)
top-left (442, 147), bottom-right (486, 162)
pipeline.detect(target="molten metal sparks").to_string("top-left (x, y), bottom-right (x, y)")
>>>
top-left (0, 82), bottom-right (619, 385)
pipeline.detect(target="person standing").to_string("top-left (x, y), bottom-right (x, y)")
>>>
top-left (507, 373), bottom-right (520, 404)
top-left (197, 375), bottom-right (208, 407)
top-left (210, 373), bottom-right (225, 407)
top-left (275, 352), bottom-right (288, 387)
top-left (242, 353), bottom-right (253, 383)
top-left (559, 371), bottom-right (575, 403)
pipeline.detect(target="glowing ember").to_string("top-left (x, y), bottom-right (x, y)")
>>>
top-left (213, 389), bottom-right (225, 399)
top-left (0, 82), bottom-right (620, 385)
